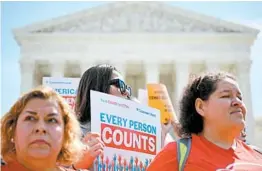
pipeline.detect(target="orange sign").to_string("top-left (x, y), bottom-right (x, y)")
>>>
top-left (147, 84), bottom-right (177, 124)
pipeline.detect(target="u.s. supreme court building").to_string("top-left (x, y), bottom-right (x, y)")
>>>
top-left (13, 2), bottom-right (260, 144)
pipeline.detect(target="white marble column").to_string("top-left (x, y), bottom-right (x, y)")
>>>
top-left (174, 62), bottom-right (190, 114)
top-left (20, 60), bottom-right (35, 94)
top-left (80, 61), bottom-right (94, 76)
top-left (236, 60), bottom-right (255, 144)
top-left (144, 62), bottom-right (160, 84)
top-left (112, 62), bottom-right (126, 81)
top-left (50, 60), bottom-right (65, 77)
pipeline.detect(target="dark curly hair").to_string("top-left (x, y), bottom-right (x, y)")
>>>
top-left (179, 71), bottom-right (236, 137)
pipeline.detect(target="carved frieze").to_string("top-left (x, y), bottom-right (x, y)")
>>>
top-left (32, 5), bottom-right (240, 33)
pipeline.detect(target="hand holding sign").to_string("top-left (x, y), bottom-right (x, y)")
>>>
top-left (83, 133), bottom-right (105, 158)
top-left (147, 84), bottom-right (178, 124)
top-left (74, 132), bottom-right (105, 169)
top-left (147, 84), bottom-right (181, 142)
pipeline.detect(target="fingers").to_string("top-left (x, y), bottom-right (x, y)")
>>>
top-left (89, 143), bottom-right (104, 152)
top-left (90, 149), bottom-right (104, 158)
top-left (84, 142), bottom-right (105, 158)
top-left (87, 137), bottom-right (105, 147)
top-left (83, 132), bottom-right (100, 142)
top-left (82, 132), bottom-right (105, 149)
top-left (81, 132), bottom-right (106, 159)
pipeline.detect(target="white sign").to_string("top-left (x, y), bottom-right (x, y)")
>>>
top-left (42, 77), bottom-right (80, 109)
top-left (90, 90), bottom-right (161, 171)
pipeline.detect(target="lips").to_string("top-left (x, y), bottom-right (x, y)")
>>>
top-left (30, 139), bottom-right (49, 146)
top-left (230, 109), bottom-right (243, 115)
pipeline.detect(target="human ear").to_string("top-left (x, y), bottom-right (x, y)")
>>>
top-left (195, 98), bottom-right (206, 117)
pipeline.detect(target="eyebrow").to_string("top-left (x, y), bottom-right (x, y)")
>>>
top-left (219, 90), bottom-right (231, 93)
top-left (25, 111), bottom-right (37, 115)
top-left (25, 110), bottom-right (59, 117)
top-left (219, 90), bottom-right (242, 96)
top-left (46, 113), bottom-right (59, 117)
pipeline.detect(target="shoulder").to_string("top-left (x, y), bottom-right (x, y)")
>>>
top-left (147, 141), bottom-right (178, 171)
top-left (245, 143), bottom-right (262, 155)
top-left (250, 146), bottom-right (262, 154)
top-left (236, 140), bottom-right (262, 157)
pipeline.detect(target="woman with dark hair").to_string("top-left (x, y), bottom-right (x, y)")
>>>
top-left (73, 64), bottom-right (131, 170)
top-left (147, 71), bottom-right (262, 171)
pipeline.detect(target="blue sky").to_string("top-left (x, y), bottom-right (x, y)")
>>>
top-left (1, 1), bottom-right (262, 118)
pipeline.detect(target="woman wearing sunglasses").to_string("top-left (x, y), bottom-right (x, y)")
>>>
top-left (72, 64), bottom-right (131, 170)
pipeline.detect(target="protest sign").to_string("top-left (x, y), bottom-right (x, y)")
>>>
top-left (147, 84), bottom-right (178, 124)
top-left (42, 77), bottom-right (80, 109)
top-left (90, 90), bottom-right (161, 171)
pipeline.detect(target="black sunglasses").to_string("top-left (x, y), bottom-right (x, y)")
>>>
top-left (109, 79), bottom-right (132, 97)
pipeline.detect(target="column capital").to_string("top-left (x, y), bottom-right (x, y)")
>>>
top-left (174, 61), bottom-right (189, 66)
top-left (49, 59), bottom-right (66, 65)
top-left (144, 62), bottom-right (160, 72)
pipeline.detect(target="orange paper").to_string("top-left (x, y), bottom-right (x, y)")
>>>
top-left (147, 84), bottom-right (177, 124)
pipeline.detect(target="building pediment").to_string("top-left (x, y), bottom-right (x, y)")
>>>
top-left (14, 2), bottom-right (259, 34)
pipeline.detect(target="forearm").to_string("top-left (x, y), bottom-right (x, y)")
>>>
top-left (161, 131), bottom-right (167, 148)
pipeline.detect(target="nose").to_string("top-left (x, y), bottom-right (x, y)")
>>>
top-left (231, 97), bottom-right (247, 117)
top-left (122, 90), bottom-right (129, 97)
top-left (34, 120), bottom-right (47, 134)
top-left (124, 86), bottom-right (132, 98)
top-left (231, 97), bottom-right (243, 107)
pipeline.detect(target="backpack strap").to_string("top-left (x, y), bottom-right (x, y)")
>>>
top-left (177, 137), bottom-right (192, 171)
top-left (247, 144), bottom-right (262, 155)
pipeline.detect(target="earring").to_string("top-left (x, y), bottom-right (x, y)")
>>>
top-left (11, 138), bottom-right (14, 143)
